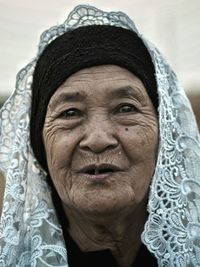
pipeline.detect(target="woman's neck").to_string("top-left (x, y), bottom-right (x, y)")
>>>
top-left (63, 203), bottom-right (147, 267)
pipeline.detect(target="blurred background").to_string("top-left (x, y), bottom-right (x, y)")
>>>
top-left (0, 0), bottom-right (199, 127)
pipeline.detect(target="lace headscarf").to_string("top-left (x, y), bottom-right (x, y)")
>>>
top-left (0, 5), bottom-right (200, 267)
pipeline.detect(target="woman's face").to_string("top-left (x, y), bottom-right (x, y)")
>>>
top-left (43, 65), bottom-right (158, 216)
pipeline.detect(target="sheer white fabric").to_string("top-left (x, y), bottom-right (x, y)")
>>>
top-left (0, 5), bottom-right (200, 267)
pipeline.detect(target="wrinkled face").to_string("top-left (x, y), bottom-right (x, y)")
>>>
top-left (43, 65), bottom-right (158, 216)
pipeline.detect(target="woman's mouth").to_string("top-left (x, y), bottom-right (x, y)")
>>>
top-left (78, 164), bottom-right (122, 180)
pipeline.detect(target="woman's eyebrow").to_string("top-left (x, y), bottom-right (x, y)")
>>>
top-left (50, 92), bottom-right (86, 107)
top-left (50, 86), bottom-right (143, 108)
top-left (110, 86), bottom-right (143, 99)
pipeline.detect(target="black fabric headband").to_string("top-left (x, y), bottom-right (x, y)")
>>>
top-left (30, 25), bottom-right (158, 171)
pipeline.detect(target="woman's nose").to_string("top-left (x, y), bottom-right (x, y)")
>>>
top-left (79, 119), bottom-right (119, 153)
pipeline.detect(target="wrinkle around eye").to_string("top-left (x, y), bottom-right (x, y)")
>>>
top-left (115, 104), bottom-right (138, 114)
top-left (43, 124), bottom-right (57, 151)
top-left (59, 108), bottom-right (83, 119)
top-left (47, 102), bottom-right (85, 119)
top-left (44, 112), bottom-right (84, 135)
top-left (111, 103), bottom-right (140, 125)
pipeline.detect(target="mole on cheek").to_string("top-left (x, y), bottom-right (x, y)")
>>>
top-left (125, 128), bottom-right (129, 131)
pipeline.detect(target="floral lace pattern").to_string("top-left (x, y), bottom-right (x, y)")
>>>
top-left (0, 4), bottom-right (200, 267)
top-left (142, 41), bottom-right (200, 267)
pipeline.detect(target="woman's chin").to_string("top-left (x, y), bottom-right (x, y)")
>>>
top-left (68, 189), bottom-right (136, 217)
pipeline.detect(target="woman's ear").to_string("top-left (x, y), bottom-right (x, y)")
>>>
top-left (0, 172), bottom-right (5, 218)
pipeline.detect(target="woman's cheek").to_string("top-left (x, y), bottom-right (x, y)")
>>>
top-left (45, 125), bottom-right (80, 175)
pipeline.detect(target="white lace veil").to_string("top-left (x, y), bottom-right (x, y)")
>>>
top-left (0, 5), bottom-right (200, 267)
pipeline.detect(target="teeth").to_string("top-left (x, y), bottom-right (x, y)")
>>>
top-left (85, 167), bottom-right (114, 175)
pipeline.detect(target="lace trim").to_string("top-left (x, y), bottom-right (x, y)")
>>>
top-left (142, 40), bottom-right (200, 266)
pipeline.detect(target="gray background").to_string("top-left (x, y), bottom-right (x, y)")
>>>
top-left (0, 0), bottom-right (200, 103)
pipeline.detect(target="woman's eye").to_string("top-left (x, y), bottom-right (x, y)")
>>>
top-left (116, 104), bottom-right (136, 114)
top-left (60, 108), bottom-right (82, 118)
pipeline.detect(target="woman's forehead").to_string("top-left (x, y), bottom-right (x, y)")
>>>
top-left (49, 65), bottom-right (148, 107)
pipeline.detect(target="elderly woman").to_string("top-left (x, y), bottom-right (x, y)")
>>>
top-left (0, 5), bottom-right (200, 267)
